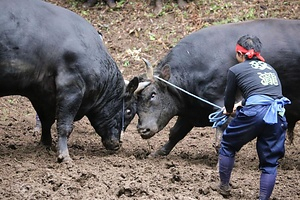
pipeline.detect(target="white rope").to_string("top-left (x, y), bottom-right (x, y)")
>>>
top-left (154, 76), bottom-right (222, 109)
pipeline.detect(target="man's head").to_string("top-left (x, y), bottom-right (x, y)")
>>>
top-left (235, 34), bottom-right (265, 62)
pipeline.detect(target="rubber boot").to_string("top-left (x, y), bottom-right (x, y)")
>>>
top-left (259, 173), bottom-right (276, 200)
top-left (218, 154), bottom-right (235, 196)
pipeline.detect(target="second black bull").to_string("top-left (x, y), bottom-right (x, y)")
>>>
top-left (135, 18), bottom-right (300, 156)
top-left (0, 0), bottom-right (139, 162)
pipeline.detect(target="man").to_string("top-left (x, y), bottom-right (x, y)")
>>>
top-left (216, 35), bottom-right (291, 199)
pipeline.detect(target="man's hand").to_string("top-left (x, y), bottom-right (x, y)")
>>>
top-left (223, 108), bottom-right (232, 116)
top-left (233, 101), bottom-right (243, 112)
top-left (223, 101), bottom-right (243, 116)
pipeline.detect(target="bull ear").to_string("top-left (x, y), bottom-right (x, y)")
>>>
top-left (142, 58), bottom-right (154, 81)
top-left (160, 64), bottom-right (171, 81)
top-left (126, 77), bottom-right (139, 95)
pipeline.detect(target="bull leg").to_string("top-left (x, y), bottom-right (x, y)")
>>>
top-left (57, 122), bottom-right (74, 162)
top-left (285, 113), bottom-right (297, 145)
top-left (286, 118), bottom-right (296, 145)
top-left (56, 106), bottom-right (80, 162)
top-left (153, 117), bottom-right (193, 156)
top-left (40, 117), bottom-right (54, 147)
top-left (55, 72), bottom-right (84, 163)
top-left (56, 97), bottom-right (82, 163)
top-left (32, 104), bottom-right (56, 148)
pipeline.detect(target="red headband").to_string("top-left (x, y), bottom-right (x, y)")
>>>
top-left (236, 44), bottom-right (265, 62)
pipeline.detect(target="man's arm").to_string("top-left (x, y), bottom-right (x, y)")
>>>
top-left (224, 70), bottom-right (237, 115)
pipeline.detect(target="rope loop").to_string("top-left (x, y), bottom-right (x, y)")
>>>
top-left (208, 108), bottom-right (229, 128)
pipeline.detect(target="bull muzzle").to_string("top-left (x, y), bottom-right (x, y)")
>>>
top-left (137, 126), bottom-right (156, 139)
top-left (102, 137), bottom-right (121, 151)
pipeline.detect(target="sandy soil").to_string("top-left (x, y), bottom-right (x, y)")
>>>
top-left (0, 0), bottom-right (299, 199)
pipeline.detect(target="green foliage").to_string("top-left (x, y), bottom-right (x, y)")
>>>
top-left (157, 9), bottom-right (167, 17)
top-left (149, 33), bottom-right (156, 41)
top-left (81, 10), bottom-right (89, 16)
top-left (244, 7), bottom-right (256, 20)
top-left (67, 0), bottom-right (83, 7)
top-left (208, 1), bottom-right (233, 14)
top-left (117, 0), bottom-right (126, 7)
top-left (123, 60), bottom-right (130, 67)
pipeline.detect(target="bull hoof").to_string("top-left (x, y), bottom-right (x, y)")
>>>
top-left (148, 152), bottom-right (158, 158)
top-left (44, 144), bottom-right (56, 152)
top-left (57, 155), bottom-right (73, 163)
top-left (148, 149), bottom-right (169, 157)
top-left (36, 142), bottom-right (55, 153)
top-left (39, 140), bottom-right (52, 149)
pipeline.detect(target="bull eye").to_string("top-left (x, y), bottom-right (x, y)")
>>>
top-left (126, 109), bottom-right (131, 116)
top-left (151, 92), bottom-right (156, 99)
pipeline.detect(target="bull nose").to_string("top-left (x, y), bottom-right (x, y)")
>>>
top-left (102, 139), bottom-right (121, 151)
top-left (137, 122), bottom-right (149, 132)
top-left (138, 127), bottom-right (150, 134)
top-left (137, 127), bottom-right (155, 139)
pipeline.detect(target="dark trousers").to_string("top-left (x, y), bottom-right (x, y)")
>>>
top-left (219, 105), bottom-right (287, 174)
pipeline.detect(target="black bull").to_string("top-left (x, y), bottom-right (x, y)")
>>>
top-left (0, 0), bottom-right (139, 162)
top-left (136, 19), bottom-right (300, 156)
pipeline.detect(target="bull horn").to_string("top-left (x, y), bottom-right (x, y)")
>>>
top-left (142, 58), bottom-right (154, 80)
top-left (124, 80), bottom-right (129, 86)
top-left (134, 81), bottom-right (151, 95)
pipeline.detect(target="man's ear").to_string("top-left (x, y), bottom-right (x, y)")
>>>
top-left (237, 51), bottom-right (245, 59)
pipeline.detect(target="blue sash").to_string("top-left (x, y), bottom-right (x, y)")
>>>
top-left (245, 95), bottom-right (291, 124)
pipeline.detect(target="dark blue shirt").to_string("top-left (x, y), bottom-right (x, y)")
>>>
top-left (224, 59), bottom-right (283, 113)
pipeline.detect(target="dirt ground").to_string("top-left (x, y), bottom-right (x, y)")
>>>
top-left (0, 0), bottom-right (299, 199)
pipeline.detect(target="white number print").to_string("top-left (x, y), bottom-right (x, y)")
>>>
top-left (250, 61), bottom-right (272, 70)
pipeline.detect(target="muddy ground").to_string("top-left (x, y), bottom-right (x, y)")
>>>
top-left (0, 0), bottom-right (299, 199)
